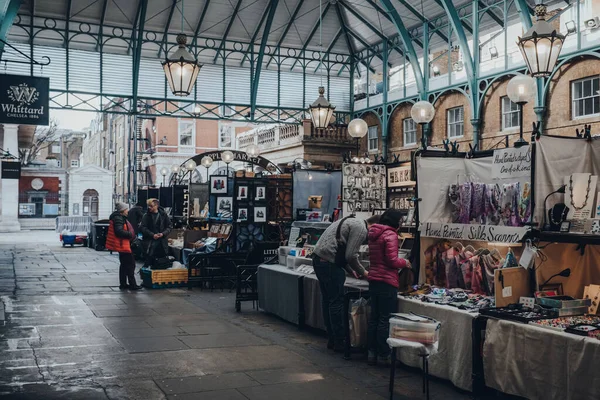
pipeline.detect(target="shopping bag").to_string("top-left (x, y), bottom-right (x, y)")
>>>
top-left (348, 297), bottom-right (370, 348)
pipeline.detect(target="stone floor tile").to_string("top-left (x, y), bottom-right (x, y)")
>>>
top-left (118, 336), bottom-right (189, 353)
top-left (177, 332), bottom-right (269, 349)
top-left (156, 372), bottom-right (258, 395)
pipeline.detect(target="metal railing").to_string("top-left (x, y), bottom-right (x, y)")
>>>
top-left (237, 122), bottom-right (351, 152)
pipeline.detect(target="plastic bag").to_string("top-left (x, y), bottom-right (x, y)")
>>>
top-left (348, 297), bottom-right (370, 348)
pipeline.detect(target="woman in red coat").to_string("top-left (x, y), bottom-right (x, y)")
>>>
top-left (367, 209), bottom-right (410, 365)
top-left (106, 202), bottom-right (142, 290)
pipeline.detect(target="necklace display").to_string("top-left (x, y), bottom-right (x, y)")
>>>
top-left (549, 204), bottom-right (568, 225)
top-left (569, 173), bottom-right (592, 210)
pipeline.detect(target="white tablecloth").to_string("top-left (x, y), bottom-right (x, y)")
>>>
top-left (483, 318), bottom-right (600, 400)
top-left (396, 297), bottom-right (478, 391)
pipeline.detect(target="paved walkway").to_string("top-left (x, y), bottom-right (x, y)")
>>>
top-left (0, 231), bottom-right (475, 400)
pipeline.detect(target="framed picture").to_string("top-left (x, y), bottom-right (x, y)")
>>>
top-left (323, 214), bottom-right (331, 222)
top-left (223, 225), bottom-right (232, 236)
top-left (210, 176), bottom-right (228, 194)
top-left (216, 197), bottom-right (233, 218)
top-left (237, 185), bottom-right (248, 200)
top-left (406, 208), bottom-right (415, 225)
top-left (219, 224), bottom-right (229, 234)
top-left (255, 186), bottom-right (266, 200)
top-left (254, 206), bottom-right (267, 222)
top-left (237, 208), bottom-right (248, 222)
top-left (560, 221), bottom-right (571, 233)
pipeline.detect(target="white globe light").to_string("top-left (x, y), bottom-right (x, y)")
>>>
top-left (193, 104), bottom-right (201, 115)
top-left (185, 159), bottom-right (197, 171)
top-left (160, 167), bottom-right (168, 176)
top-left (348, 118), bottom-right (368, 138)
top-left (365, 158), bottom-right (371, 163)
top-left (359, 157), bottom-right (365, 164)
top-left (411, 100), bottom-right (436, 124)
top-left (352, 157), bottom-right (359, 163)
top-left (507, 74), bottom-right (537, 104)
top-left (246, 144), bottom-right (261, 157)
top-left (222, 150), bottom-right (234, 164)
top-left (201, 155), bottom-right (213, 168)
top-left (171, 165), bottom-right (180, 174)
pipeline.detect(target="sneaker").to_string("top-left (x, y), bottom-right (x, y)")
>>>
top-left (129, 285), bottom-right (143, 291)
top-left (367, 351), bottom-right (377, 366)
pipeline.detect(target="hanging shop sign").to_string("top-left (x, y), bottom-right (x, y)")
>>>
top-left (387, 165), bottom-right (415, 188)
top-left (0, 74), bottom-right (50, 126)
top-left (1, 160), bottom-right (21, 179)
top-left (420, 222), bottom-right (529, 244)
top-left (193, 150), bottom-right (281, 173)
top-left (491, 146), bottom-right (531, 180)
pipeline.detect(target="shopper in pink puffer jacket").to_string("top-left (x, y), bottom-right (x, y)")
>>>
top-left (367, 209), bottom-right (411, 365)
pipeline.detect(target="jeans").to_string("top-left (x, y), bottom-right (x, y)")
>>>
top-left (313, 256), bottom-right (346, 345)
top-left (368, 280), bottom-right (398, 358)
top-left (119, 252), bottom-right (137, 287)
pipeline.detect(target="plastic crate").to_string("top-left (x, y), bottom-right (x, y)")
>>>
top-left (141, 268), bottom-right (188, 289)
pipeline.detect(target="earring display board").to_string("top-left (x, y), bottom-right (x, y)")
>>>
top-left (342, 163), bottom-right (386, 218)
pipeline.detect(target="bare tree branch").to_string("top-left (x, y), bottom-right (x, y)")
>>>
top-left (20, 119), bottom-right (59, 166)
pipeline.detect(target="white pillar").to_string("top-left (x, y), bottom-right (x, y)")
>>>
top-left (0, 124), bottom-right (21, 232)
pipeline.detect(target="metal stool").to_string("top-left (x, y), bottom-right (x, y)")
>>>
top-left (387, 338), bottom-right (438, 400)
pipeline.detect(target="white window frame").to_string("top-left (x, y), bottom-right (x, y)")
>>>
top-left (368, 126), bottom-right (378, 152)
top-left (447, 106), bottom-right (464, 138)
top-left (51, 145), bottom-right (60, 154)
top-left (219, 124), bottom-right (233, 149)
top-left (71, 160), bottom-right (79, 167)
top-left (501, 96), bottom-right (520, 130)
top-left (119, 148), bottom-right (124, 161)
top-left (402, 118), bottom-right (417, 146)
top-left (571, 76), bottom-right (600, 119)
top-left (178, 119), bottom-right (195, 148)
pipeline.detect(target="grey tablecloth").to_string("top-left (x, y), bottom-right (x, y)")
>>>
top-left (302, 274), bottom-right (369, 331)
top-left (396, 297), bottom-right (478, 392)
top-left (483, 318), bottom-right (600, 400)
top-left (257, 264), bottom-right (306, 325)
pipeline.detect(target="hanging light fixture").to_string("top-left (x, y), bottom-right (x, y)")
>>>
top-left (517, 3), bottom-right (565, 78)
top-left (162, 0), bottom-right (202, 96)
top-left (308, 0), bottom-right (335, 129)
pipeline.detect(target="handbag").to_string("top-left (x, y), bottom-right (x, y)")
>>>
top-left (334, 216), bottom-right (354, 268)
top-left (130, 238), bottom-right (143, 259)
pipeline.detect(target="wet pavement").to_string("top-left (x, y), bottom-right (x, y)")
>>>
top-left (0, 231), bottom-right (474, 400)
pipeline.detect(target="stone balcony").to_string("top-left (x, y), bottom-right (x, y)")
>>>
top-left (237, 120), bottom-right (355, 168)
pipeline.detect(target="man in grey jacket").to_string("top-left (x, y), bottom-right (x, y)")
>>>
top-left (313, 214), bottom-right (380, 352)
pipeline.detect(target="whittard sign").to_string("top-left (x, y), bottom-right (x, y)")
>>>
top-left (0, 74), bottom-right (49, 126)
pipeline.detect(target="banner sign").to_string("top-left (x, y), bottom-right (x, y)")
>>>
top-left (0, 74), bottom-right (50, 125)
top-left (491, 146), bottom-right (531, 180)
top-left (420, 222), bottom-right (529, 244)
top-left (198, 150), bottom-right (281, 173)
top-left (1, 161), bottom-right (21, 179)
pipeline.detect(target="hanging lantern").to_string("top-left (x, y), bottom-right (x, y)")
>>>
top-left (308, 86), bottom-right (336, 129)
top-left (348, 118), bottom-right (368, 138)
top-left (162, 34), bottom-right (202, 97)
top-left (411, 100), bottom-right (436, 124)
top-left (246, 144), bottom-right (261, 157)
top-left (517, 3), bottom-right (565, 78)
top-left (185, 159), bottom-right (197, 171)
top-left (222, 150), bottom-right (235, 164)
top-left (200, 155), bottom-right (213, 168)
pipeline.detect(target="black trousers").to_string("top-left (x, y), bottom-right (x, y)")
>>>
top-left (119, 252), bottom-right (137, 287)
top-left (313, 256), bottom-right (346, 345)
top-left (368, 280), bottom-right (398, 358)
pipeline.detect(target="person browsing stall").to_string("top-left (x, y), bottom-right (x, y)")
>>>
top-left (367, 209), bottom-right (411, 366)
top-left (140, 198), bottom-right (172, 268)
top-left (106, 202), bottom-right (142, 290)
top-left (312, 214), bottom-right (381, 352)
